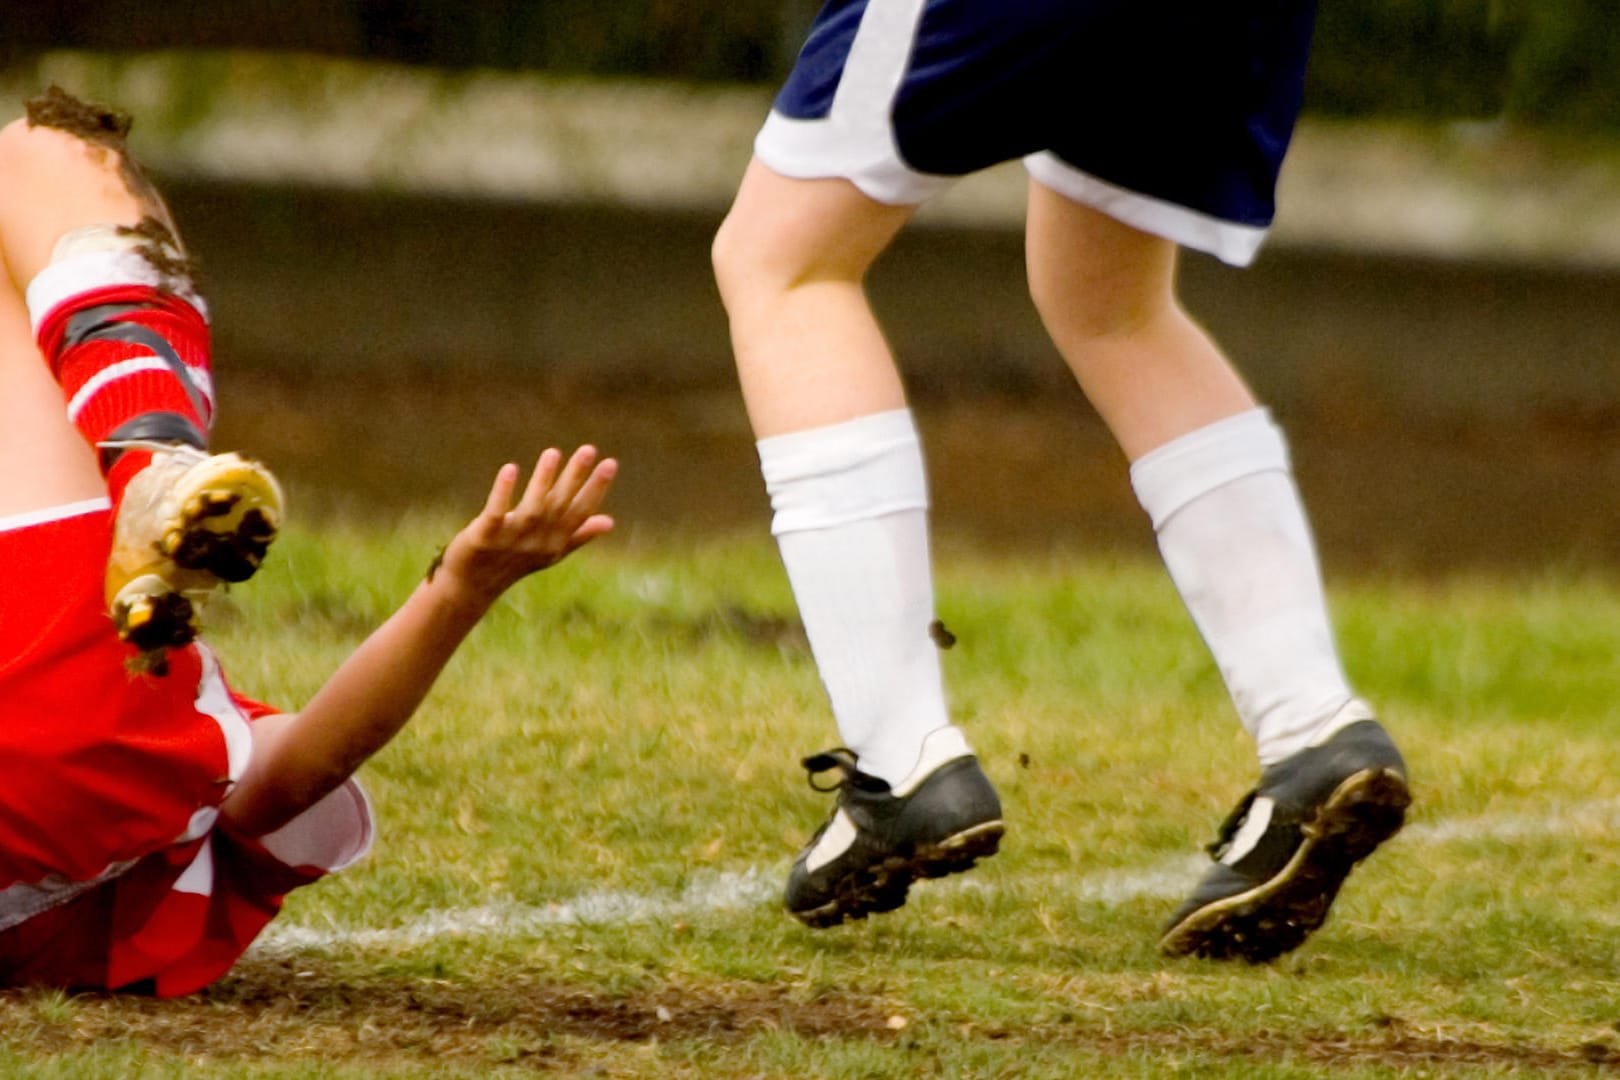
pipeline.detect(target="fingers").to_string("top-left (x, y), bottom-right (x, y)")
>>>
top-left (518, 447), bottom-right (564, 509)
top-left (480, 462), bottom-right (521, 522)
top-left (566, 511), bottom-right (616, 552)
top-left (517, 446), bottom-right (617, 531)
top-left (568, 455), bottom-right (618, 521)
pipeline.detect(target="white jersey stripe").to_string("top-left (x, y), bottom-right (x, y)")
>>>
top-left (192, 645), bottom-right (255, 790)
top-left (0, 497), bottom-right (110, 534)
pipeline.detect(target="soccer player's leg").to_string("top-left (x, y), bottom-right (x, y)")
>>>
top-left (1025, 184), bottom-right (1409, 961)
top-left (0, 88), bottom-right (282, 661)
top-left (713, 163), bottom-right (1003, 927)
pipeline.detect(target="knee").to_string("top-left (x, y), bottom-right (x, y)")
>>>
top-left (0, 114), bottom-right (111, 196)
top-left (0, 116), bottom-right (49, 185)
top-left (711, 202), bottom-right (801, 320)
top-left (1027, 268), bottom-right (1177, 356)
top-left (713, 178), bottom-right (893, 319)
top-left (709, 206), bottom-right (755, 314)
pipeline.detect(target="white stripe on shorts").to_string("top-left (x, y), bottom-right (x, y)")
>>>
top-left (1025, 152), bottom-right (1269, 267)
top-left (755, 0), bottom-right (952, 206)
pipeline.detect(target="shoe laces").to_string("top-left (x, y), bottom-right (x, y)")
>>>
top-left (1205, 788), bottom-right (1259, 860)
top-left (800, 748), bottom-right (889, 795)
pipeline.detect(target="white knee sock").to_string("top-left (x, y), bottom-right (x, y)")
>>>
top-left (1130, 409), bottom-right (1373, 766)
top-left (758, 409), bottom-right (970, 787)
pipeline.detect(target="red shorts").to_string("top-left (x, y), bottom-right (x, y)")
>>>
top-left (0, 503), bottom-right (372, 995)
top-left (0, 501), bottom-right (251, 887)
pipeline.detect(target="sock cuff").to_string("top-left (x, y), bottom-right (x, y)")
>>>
top-left (758, 409), bottom-right (928, 535)
top-left (26, 247), bottom-right (207, 336)
top-left (1129, 408), bottom-right (1290, 531)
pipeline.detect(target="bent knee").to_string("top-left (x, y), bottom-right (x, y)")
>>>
top-left (712, 207), bottom-right (804, 312)
top-left (0, 111), bottom-right (120, 200)
top-left (1028, 269), bottom-right (1180, 350)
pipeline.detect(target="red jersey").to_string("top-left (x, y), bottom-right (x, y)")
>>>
top-left (0, 502), bottom-right (371, 995)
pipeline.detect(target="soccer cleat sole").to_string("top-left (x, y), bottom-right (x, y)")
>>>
top-left (107, 453), bottom-right (282, 653)
top-left (159, 463), bottom-right (281, 582)
top-left (110, 574), bottom-right (199, 657)
top-left (1158, 767), bottom-right (1410, 963)
top-left (790, 819), bottom-right (1005, 929)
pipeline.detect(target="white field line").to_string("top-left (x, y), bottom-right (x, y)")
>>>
top-left (256, 867), bottom-right (778, 954)
top-left (252, 798), bottom-right (1620, 956)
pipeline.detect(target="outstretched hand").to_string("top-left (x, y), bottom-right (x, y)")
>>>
top-left (435, 446), bottom-right (618, 603)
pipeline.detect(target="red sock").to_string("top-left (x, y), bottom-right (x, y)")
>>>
top-left (34, 284), bottom-right (214, 505)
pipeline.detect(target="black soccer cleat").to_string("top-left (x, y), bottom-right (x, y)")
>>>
top-left (785, 744), bottom-right (1004, 928)
top-left (1160, 718), bottom-right (1410, 963)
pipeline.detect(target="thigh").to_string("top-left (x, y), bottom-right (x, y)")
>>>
top-left (0, 279), bottom-right (103, 518)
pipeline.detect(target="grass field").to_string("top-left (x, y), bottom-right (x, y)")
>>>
top-left (7, 511), bottom-right (1620, 1078)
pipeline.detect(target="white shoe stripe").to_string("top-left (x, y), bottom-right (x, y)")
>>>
top-left (1218, 796), bottom-right (1276, 866)
top-left (805, 808), bottom-right (858, 875)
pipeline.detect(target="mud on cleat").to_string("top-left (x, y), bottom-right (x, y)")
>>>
top-left (1159, 716), bottom-right (1411, 963)
top-left (105, 442), bottom-right (284, 657)
top-left (785, 728), bottom-right (1004, 928)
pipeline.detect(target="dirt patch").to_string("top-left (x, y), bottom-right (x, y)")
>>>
top-left (1, 956), bottom-right (900, 1071)
top-left (3, 957), bottom-right (1613, 1075)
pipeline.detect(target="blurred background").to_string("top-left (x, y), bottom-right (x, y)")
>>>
top-left (3, 1), bottom-right (1619, 573)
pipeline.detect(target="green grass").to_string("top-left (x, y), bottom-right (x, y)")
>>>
top-left (8, 513), bottom-right (1620, 1077)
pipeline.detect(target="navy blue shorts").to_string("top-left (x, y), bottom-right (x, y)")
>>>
top-left (754, 0), bottom-right (1316, 265)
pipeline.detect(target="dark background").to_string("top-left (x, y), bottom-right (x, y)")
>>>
top-left (7, 2), bottom-right (1620, 573)
top-left (4, 2), bottom-right (1617, 133)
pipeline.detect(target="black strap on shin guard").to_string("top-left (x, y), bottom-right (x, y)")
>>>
top-left (98, 412), bottom-right (207, 473)
top-left (64, 303), bottom-right (213, 425)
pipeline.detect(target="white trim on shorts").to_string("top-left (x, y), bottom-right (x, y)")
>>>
top-left (0, 497), bottom-right (111, 535)
top-left (754, 1), bottom-right (1273, 265)
top-left (754, 0), bottom-right (952, 206)
top-left (1025, 152), bottom-right (1269, 267)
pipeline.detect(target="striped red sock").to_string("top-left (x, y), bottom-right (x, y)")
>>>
top-left (34, 283), bottom-right (214, 504)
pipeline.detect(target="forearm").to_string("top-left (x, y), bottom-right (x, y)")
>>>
top-left (218, 447), bottom-right (616, 838)
top-left (219, 570), bottom-right (494, 837)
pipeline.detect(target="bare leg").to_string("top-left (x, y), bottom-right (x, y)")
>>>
top-left (714, 159), bottom-right (1003, 926)
top-left (714, 160), bottom-right (914, 437)
top-left (0, 91), bottom-right (184, 297)
top-left (0, 95), bottom-right (173, 517)
top-left (0, 89), bottom-right (280, 659)
top-left (0, 282), bottom-right (102, 518)
top-left (1026, 175), bottom-right (1369, 764)
top-left (1024, 179), bottom-right (1256, 459)
top-left (714, 159), bottom-right (957, 781)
